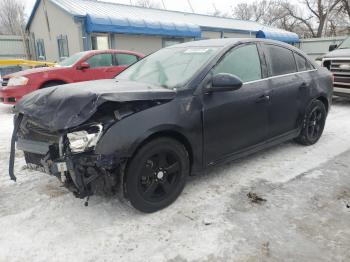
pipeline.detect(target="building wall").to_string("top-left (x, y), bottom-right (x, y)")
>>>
top-left (28, 0), bottom-right (83, 62)
top-left (222, 32), bottom-right (254, 38)
top-left (113, 34), bottom-right (193, 55)
top-left (298, 36), bottom-right (346, 61)
top-left (201, 30), bottom-right (255, 39)
top-left (201, 31), bottom-right (221, 39)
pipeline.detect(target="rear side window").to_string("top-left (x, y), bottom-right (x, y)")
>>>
top-left (86, 54), bottom-right (113, 68)
top-left (213, 44), bottom-right (262, 82)
top-left (115, 54), bottom-right (138, 66)
top-left (264, 45), bottom-right (297, 76)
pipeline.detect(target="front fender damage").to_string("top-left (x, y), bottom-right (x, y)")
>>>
top-left (10, 96), bottom-right (174, 203)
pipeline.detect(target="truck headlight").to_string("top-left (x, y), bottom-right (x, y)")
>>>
top-left (7, 76), bottom-right (29, 87)
top-left (67, 124), bottom-right (103, 153)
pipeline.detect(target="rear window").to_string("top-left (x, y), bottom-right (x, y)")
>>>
top-left (264, 44), bottom-right (297, 76)
top-left (294, 53), bottom-right (307, 71)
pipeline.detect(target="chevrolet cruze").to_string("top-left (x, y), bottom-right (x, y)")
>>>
top-left (10, 39), bottom-right (333, 212)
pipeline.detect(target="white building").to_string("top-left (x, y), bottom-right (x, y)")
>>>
top-left (26, 0), bottom-right (299, 62)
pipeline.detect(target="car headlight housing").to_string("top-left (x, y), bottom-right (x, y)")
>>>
top-left (67, 124), bottom-right (103, 153)
top-left (7, 76), bottom-right (29, 87)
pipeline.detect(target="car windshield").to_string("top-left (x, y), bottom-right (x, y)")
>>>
top-left (338, 37), bottom-right (350, 49)
top-left (115, 46), bottom-right (219, 89)
top-left (57, 52), bottom-right (87, 67)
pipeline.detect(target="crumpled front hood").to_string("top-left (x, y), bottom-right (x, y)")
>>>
top-left (323, 48), bottom-right (350, 59)
top-left (15, 79), bottom-right (176, 131)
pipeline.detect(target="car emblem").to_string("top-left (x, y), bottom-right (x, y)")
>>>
top-left (339, 64), bottom-right (350, 70)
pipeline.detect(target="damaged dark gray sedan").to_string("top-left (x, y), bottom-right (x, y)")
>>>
top-left (9, 39), bottom-right (333, 212)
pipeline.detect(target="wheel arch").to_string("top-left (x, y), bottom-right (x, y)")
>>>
top-left (39, 79), bottom-right (67, 89)
top-left (316, 95), bottom-right (329, 113)
top-left (129, 130), bottom-right (194, 170)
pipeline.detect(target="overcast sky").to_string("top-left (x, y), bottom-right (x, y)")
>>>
top-left (25, 0), bottom-right (260, 17)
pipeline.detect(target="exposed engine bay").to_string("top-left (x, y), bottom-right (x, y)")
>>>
top-left (10, 100), bottom-right (167, 202)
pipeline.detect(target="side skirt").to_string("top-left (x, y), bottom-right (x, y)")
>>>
top-left (205, 128), bottom-right (300, 170)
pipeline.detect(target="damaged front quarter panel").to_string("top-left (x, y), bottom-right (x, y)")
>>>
top-left (10, 83), bottom-right (179, 199)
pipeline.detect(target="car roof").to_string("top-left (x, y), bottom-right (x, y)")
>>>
top-left (168, 38), bottom-right (296, 49)
top-left (79, 49), bottom-right (144, 57)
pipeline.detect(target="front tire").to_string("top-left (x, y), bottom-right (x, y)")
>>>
top-left (125, 137), bottom-right (190, 213)
top-left (295, 100), bottom-right (327, 145)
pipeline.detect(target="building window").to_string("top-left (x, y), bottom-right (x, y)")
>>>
top-left (91, 35), bottom-right (110, 50)
top-left (36, 39), bottom-right (46, 61)
top-left (162, 38), bottom-right (184, 48)
top-left (57, 35), bottom-right (69, 60)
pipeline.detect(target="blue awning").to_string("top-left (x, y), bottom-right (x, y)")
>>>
top-left (85, 14), bottom-right (201, 38)
top-left (256, 29), bottom-right (299, 44)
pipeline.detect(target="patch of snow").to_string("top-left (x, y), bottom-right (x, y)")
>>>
top-left (1, 98), bottom-right (350, 261)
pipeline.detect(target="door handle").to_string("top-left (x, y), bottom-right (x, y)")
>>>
top-left (255, 94), bottom-right (270, 103)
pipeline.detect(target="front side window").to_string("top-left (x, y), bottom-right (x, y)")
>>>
top-left (86, 54), bottom-right (113, 68)
top-left (57, 35), bottom-right (69, 61)
top-left (57, 52), bottom-right (87, 67)
top-left (116, 46), bottom-right (219, 89)
top-left (213, 44), bottom-right (262, 83)
top-left (264, 44), bottom-right (297, 76)
top-left (115, 54), bottom-right (138, 66)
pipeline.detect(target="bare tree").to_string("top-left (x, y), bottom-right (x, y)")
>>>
top-left (281, 0), bottom-right (342, 37)
top-left (135, 0), bottom-right (161, 8)
top-left (232, 1), bottom-right (289, 26)
top-left (0, 0), bottom-right (26, 35)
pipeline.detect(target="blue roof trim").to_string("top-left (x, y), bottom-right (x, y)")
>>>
top-left (85, 14), bottom-right (201, 38)
top-left (256, 30), bottom-right (299, 44)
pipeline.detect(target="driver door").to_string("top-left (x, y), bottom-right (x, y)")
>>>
top-left (202, 44), bottom-right (271, 165)
top-left (73, 53), bottom-right (115, 82)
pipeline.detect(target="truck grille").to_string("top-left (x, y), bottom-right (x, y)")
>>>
top-left (328, 59), bottom-right (350, 89)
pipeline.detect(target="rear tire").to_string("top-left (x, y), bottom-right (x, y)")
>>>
top-left (295, 100), bottom-right (326, 146)
top-left (125, 137), bottom-right (189, 213)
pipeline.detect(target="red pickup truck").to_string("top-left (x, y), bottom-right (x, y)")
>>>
top-left (0, 50), bottom-right (144, 105)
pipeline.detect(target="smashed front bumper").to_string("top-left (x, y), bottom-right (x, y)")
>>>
top-left (9, 115), bottom-right (122, 198)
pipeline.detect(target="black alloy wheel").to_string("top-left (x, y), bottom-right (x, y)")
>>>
top-left (295, 100), bottom-right (326, 145)
top-left (125, 137), bottom-right (189, 213)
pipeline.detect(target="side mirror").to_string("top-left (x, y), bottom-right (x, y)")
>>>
top-left (208, 73), bottom-right (243, 93)
top-left (329, 44), bottom-right (337, 52)
top-left (77, 62), bottom-right (90, 70)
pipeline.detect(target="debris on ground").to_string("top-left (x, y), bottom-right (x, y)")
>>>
top-left (247, 192), bottom-right (267, 204)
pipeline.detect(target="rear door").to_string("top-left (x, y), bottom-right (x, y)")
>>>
top-left (262, 44), bottom-right (305, 137)
top-left (202, 43), bottom-right (271, 165)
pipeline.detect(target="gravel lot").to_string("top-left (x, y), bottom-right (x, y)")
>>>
top-left (1, 98), bottom-right (350, 262)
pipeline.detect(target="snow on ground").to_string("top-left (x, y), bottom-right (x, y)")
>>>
top-left (1, 98), bottom-right (350, 261)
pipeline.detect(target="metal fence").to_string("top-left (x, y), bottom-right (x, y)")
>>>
top-left (0, 35), bottom-right (27, 77)
top-left (298, 36), bottom-right (347, 61)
